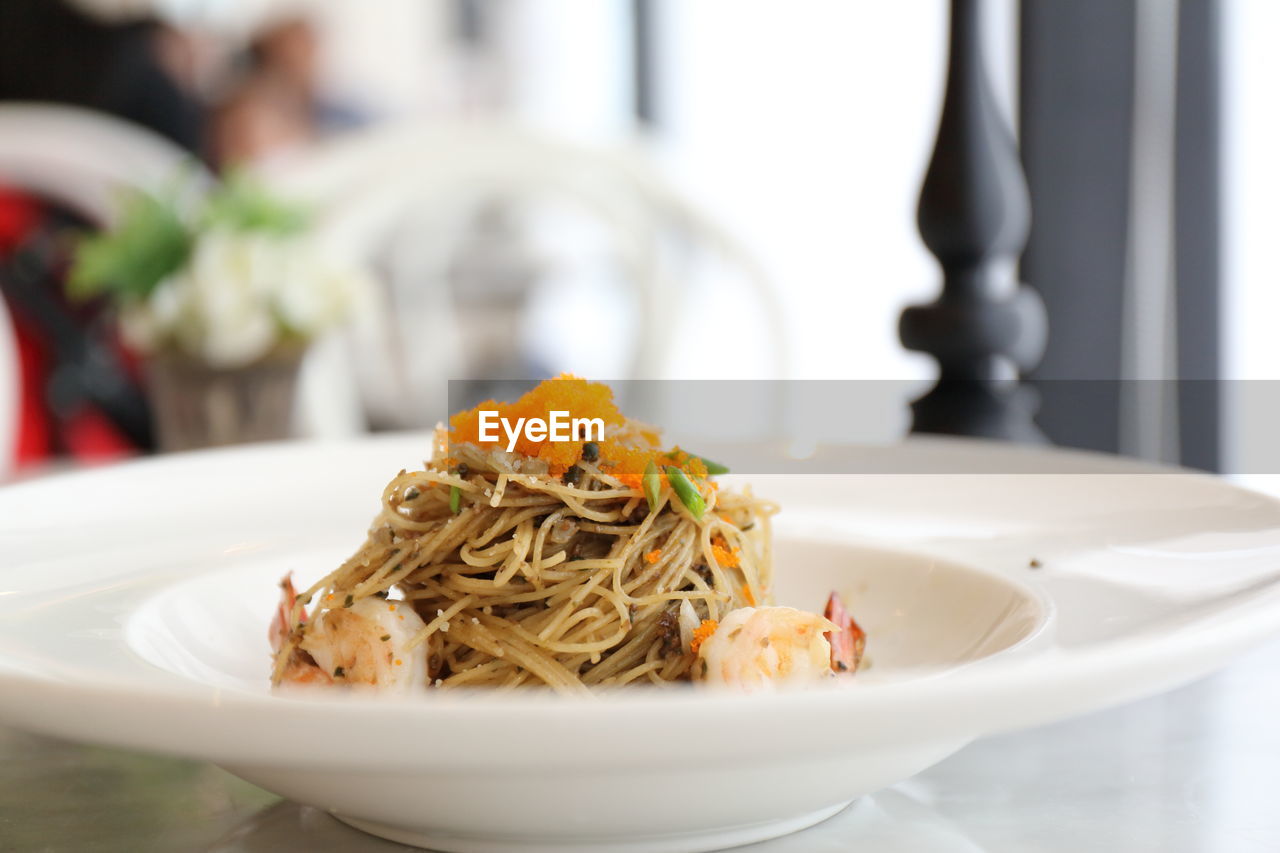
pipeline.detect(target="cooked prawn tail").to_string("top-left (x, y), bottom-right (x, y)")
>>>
top-left (823, 591), bottom-right (866, 674)
top-left (270, 572), bottom-right (306, 654)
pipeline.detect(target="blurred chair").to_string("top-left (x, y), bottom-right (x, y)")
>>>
top-left (257, 119), bottom-right (788, 433)
top-left (0, 104), bottom-right (206, 226)
top-left (0, 105), bottom-right (210, 471)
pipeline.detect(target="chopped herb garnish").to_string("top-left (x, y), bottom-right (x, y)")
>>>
top-left (694, 455), bottom-right (730, 475)
top-left (581, 441), bottom-right (599, 462)
top-left (334, 666), bottom-right (345, 677)
top-left (450, 485), bottom-right (462, 514)
top-left (380, 634), bottom-right (391, 642)
top-left (642, 460), bottom-right (661, 513)
top-left (665, 466), bottom-right (706, 520)
top-left (343, 594), bottom-right (354, 608)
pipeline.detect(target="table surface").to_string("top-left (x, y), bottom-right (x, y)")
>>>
top-left (3, 631), bottom-right (1278, 853)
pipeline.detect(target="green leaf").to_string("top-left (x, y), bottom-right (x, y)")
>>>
top-left (68, 192), bottom-right (191, 302)
top-left (203, 173), bottom-right (308, 235)
top-left (665, 466), bottom-right (706, 520)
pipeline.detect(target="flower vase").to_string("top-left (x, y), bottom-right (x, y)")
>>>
top-left (145, 347), bottom-right (305, 452)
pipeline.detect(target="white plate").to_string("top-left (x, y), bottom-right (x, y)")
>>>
top-left (3, 436), bottom-right (1280, 852)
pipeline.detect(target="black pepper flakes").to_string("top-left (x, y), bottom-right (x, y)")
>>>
top-left (581, 441), bottom-right (599, 463)
top-left (343, 594), bottom-right (354, 608)
top-left (563, 465), bottom-right (583, 486)
top-left (334, 666), bottom-right (346, 677)
top-left (380, 634), bottom-right (391, 642)
top-left (456, 463), bottom-right (470, 479)
top-left (1029, 558), bottom-right (1043, 569)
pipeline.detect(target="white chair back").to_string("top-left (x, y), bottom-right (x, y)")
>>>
top-left (259, 119), bottom-right (788, 430)
top-left (0, 104), bottom-right (205, 225)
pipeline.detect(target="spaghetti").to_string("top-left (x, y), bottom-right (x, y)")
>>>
top-left (270, 377), bottom-right (777, 693)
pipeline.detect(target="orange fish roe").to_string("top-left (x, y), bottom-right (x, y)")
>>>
top-left (711, 537), bottom-right (741, 569)
top-left (741, 584), bottom-right (757, 606)
top-left (645, 549), bottom-right (663, 564)
top-left (449, 375), bottom-right (626, 472)
top-left (448, 376), bottom-right (715, 482)
top-left (690, 619), bottom-right (719, 655)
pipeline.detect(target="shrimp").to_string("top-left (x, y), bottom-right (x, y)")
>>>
top-left (824, 591), bottom-right (866, 674)
top-left (271, 574), bottom-right (429, 692)
top-left (695, 606), bottom-right (838, 691)
top-left (269, 574), bottom-right (305, 654)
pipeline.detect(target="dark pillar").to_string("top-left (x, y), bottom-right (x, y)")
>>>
top-left (900, 0), bottom-right (1045, 442)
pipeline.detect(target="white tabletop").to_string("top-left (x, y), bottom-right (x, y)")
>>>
top-left (3, 632), bottom-right (1278, 851)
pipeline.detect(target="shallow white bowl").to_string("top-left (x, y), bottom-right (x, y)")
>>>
top-left (3, 437), bottom-right (1280, 852)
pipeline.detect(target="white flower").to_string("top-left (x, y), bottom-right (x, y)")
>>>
top-left (179, 230), bottom-right (281, 367)
top-left (121, 277), bottom-right (188, 352)
top-left (274, 244), bottom-right (369, 338)
top-left (118, 302), bottom-right (158, 351)
top-left (122, 228), bottom-right (367, 369)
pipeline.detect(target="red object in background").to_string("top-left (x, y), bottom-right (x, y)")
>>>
top-left (0, 187), bottom-right (46, 465)
top-left (0, 185), bottom-right (37, 252)
top-left (11, 313), bottom-right (53, 464)
top-left (0, 186), bottom-right (141, 468)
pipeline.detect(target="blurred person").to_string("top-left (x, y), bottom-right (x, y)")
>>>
top-left (0, 0), bottom-right (189, 465)
top-left (0, 187), bottom-right (152, 466)
top-left (249, 16), bottom-right (368, 132)
top-left (210, 69), bottom-right (315, 168)
top-left (209, 15), bottom-right (366, 169)
top-left (0, 0), bottom-right (204, 154)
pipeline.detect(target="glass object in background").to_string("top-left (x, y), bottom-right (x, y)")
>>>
top-left (445, 201), bottom-right (547, 409)
top-left (68, 177), bottom-right (370, 451)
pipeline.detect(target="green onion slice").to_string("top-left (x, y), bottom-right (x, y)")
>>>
top-left (642, 460), bottom-right (661, 513)
top-left (695, 455), bottom-right (729, 475)
top-left (665, 466), bottom-right (706, 520)
top-left (449, 485), bottom-right (462, 514)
